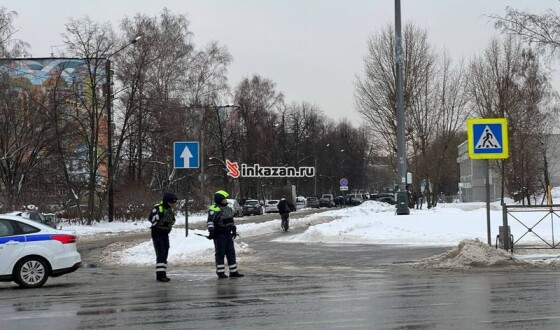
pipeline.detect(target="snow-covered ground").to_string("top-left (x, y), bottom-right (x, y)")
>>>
top-left (64, 196), bottom-right (560, 268)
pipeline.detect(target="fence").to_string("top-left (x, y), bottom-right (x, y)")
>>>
top-left (502, 204), bottom-right (560, 249)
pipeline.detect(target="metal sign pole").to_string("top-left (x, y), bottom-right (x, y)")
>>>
top-left (467, 118), bottom-right (509, 247)
top-left (185, 178), bottom-right (189, 237)
top-left (486, 160), bottom-right (491, 245)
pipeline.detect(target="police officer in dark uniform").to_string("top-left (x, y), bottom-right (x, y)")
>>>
top-left (207, 190), bottom-right (244, 279)
top-left (149, 192), bottom-right (177, 282)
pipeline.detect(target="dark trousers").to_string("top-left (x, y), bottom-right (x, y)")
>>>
top-left (151, 228), bottom-right (170, 278)
top-left (280, 213), bottom-right (289, 230)
top-left (214, 231), bottom-right (237, 274)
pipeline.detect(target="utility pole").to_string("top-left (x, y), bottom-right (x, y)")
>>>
top-left (394, 0), bottom-right (410, 215)
top-left (106, 58), bottom-right (114, 221)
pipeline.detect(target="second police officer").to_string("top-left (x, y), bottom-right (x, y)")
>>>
top-left (148, 192), bottom-right (178, 282)
top-left (207, 190), bottom-right (244, 278)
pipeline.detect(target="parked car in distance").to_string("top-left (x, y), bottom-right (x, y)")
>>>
top-left (319, 194), bottom-right (335, 207)
top-left (0, 214), bottom-right (81, 288)
top-left (242, 199), bottom-right (264, 216)
top-left (295, 196), bottom-right (307, 209)
top-left (377, 196), bottom-right (396, 205)
top-left (226, 199), bottom-right (244, 217)
top-left (370, 193), bottom-right (395, 201)
top-left (306, 197), bottom-right (320, 208)
top-left (264, 200), bottom-right (280, 213)
top-left (347, 194), bottom-right (364, 206)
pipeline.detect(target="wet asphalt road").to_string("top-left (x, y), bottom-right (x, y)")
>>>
top-left (3, 215), bottom-right (560, 329)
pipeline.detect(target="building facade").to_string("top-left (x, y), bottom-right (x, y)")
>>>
top-left (457, 135), bottom-right (560, 203)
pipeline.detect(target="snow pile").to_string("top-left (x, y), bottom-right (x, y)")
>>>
top-left (515, 249), bottom-right (560, 266)
top-left (63, 214), bottom-right (207, 237)
top-left (413, 239), bottom-right (532, 270)
top-left (278, 201), bottom-right (497, 246)
top-left (101, 229), bottom-right (252, 266)
top-left (105, 214), bottom-right (341, 266)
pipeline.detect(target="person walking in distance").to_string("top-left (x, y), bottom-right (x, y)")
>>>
top-left (149, 192), bottom-right (178, 282)
top-left (207, 190), bottom-right (244, 279)
top-left (277, 197), bottom-right (292, 232)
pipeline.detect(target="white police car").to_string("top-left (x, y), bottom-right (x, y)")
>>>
top-left (0, 214), bottom-right (81, 288)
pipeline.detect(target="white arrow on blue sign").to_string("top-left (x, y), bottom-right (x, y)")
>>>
top-left (173, 142), bottom-right (200, 169)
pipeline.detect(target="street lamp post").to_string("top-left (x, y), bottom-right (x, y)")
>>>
top-left (314, 157), bottom-right (317, 196)
top-left (394, 0), bottom-right (410, 215)
top-left (106, 36), bottom-right (141, 222)
top-left (324, 144), bottom-right (345, 195)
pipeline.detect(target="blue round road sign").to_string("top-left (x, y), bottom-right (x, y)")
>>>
top-left (340, 178), bottom-right (348, 186)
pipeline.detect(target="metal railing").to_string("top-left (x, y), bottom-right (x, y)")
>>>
top-left (502, 204), bottom-right (560, 249)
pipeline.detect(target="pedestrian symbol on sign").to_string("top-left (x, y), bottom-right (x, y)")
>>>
top-left (476, 126), bottom-right (501, 149)
top-left (467, 118), bottom-right (508, 160)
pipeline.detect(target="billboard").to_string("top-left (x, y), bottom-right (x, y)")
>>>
top-left (0, 57), bottom-right (106, 86)
top-left (0, 58), bottom-right (109, 183)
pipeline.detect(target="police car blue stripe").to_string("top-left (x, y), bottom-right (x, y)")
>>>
top-left (0, 236), bottom-right (26, 244)
top-left (25, 234), bottom-right (56, 242)
top-left (0, 234), bottom-right (56, 245)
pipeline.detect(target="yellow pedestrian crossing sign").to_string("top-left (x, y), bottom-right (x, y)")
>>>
top-left (467, 118), bottom-right (509, 159)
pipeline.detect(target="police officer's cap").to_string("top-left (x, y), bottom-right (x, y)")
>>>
top-left (214, 190), bottom-right (229, 203)
top-left (163, 192), bottom-right (178, 204)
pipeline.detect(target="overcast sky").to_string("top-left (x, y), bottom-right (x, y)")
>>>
top-left (6, 0), bottom-right (557, 125)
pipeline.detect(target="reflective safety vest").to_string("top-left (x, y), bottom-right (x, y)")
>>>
top-left (207, 204), bottom-right (234, 229)
top-left (152, 203), bottom-right (176, 231)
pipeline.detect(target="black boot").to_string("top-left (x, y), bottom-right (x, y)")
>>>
top-left (157, 273), bottom-right (170, 282)
top-left (229, 271), bottom-right (244, 278)
top-left (217, 272), bottom-right (228, 279)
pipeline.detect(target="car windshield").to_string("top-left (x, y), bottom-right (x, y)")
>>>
top-left (307, 197), bottom-right (317, 201)
top-left (246, 200), bottom-right (258, 205)
top-left (268, 200), bottom-right (279, 204)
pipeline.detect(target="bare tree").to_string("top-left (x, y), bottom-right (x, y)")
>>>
top-left (355, 23), bottom-right (433, 162)
top-left (491, 7), bottom-right (560, 55)
top-left (410, 53), bottom-right (470, 207)
top-left (234, 75), bottom-right (284, 198)
top-left (355, 23), bottom-right (468, 206)
top-left (61, 16), bottom-right (118, 224)
top-left (0, 7), bottom-right (29, 57)
top-left (185, 41), bottom-right (232, 107)
top-left (490, 6), bottom-right (560, 204)
top-left (469, 37), bottom-right (554, 204)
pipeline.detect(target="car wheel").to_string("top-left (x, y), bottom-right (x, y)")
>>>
top-left (14, 256), bottom-right (50, 288)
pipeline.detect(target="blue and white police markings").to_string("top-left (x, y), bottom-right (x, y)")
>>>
top-left (174, 142), bottom-right (200, 169)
